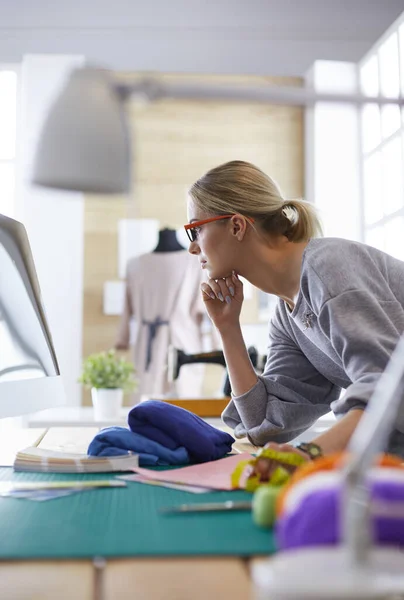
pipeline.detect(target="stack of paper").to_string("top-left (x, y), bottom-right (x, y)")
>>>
top-left (13, 446), bottom-right (139, 473)
top-left (119, 472), bottom-right (212, 493)
top-left (0, 479), bottom-right (127, 501)
top-left (127, 453), bottom-right (253, 491)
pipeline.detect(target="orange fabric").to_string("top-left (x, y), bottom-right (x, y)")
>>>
top-left (276, 452), bottom-right (404, 517)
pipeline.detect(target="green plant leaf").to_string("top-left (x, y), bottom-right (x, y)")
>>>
top-left (78, 349), bottom-right (138, 393)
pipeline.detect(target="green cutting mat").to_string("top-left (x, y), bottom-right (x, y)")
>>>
top-left (0, 468), bottom-right (276, 559)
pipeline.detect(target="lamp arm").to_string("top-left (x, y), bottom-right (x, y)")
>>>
top-left (343, 333), bottom-right (404, 566)
top-left (115, 77), bottom-right (404, 107)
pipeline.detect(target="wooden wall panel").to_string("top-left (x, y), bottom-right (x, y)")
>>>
top-left (82, 74), bottom-right (304, 405)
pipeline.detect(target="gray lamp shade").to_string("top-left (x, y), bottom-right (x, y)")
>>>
top-left (31, 67), bottom-right (131, 194)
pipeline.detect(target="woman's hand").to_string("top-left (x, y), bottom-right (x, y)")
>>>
top-left (201, 270), bottom-right (244, 331)
top-left (252, 442), bottom-right (311, 482)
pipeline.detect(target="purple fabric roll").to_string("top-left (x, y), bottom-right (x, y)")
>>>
top-left (276, 478), bottom-right (404, 550)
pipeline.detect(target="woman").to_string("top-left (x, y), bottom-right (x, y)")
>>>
top-left (184, 160), bottom-right (404, 475)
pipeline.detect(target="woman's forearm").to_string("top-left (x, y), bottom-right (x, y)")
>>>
top-left (219, 324), bottom-right (258, 396)
top-left (312, 408), bottom-right (364, 454)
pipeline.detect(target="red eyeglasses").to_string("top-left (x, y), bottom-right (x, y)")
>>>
top-left (184, 214), bottom-right (254, 243)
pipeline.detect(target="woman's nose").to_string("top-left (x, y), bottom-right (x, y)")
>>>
top-left (188, 241), bottom-right (200, 255)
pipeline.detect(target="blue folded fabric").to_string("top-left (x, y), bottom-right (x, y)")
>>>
top-left (128, 400), bottom-right (235, 463)
top-left (87, 426), bottom-right (190, 466)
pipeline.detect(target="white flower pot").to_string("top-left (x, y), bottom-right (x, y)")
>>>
top-left (91, 388), bottom-right (123, 420)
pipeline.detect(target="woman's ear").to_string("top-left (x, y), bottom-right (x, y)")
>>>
top-left (231, 215), bottom-right (247, 241)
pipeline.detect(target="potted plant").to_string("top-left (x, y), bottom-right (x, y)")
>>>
top-left (79, 349), bottom-right (137, 420)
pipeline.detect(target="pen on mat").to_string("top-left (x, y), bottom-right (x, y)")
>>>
top-left (160, 500), bottom-right (252, 514)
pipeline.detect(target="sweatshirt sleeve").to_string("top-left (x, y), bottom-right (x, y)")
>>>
top-left (317, 289), bottom-right (404, 432)
top-left (222, 318), bottom-right (341, 446)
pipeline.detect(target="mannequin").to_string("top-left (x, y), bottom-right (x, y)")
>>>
top-left (115, 239), bottom-right (206, 399)
top-left (153, 228), bottom-right (185, 253)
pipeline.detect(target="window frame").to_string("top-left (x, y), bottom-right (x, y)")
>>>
top-left (0, 63), bottom-right (20, 219)
top-left (358, 13), bottom-right (404, 260)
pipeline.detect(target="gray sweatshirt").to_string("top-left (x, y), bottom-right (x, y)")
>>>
top-left (222, 237), bottom-right (404, 456)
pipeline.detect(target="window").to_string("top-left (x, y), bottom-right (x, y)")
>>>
top-left (360, 19), bottom-right (404, 261)
top-left (0, 67), bottom-right (19, 218)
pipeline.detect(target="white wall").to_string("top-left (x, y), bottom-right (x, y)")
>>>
top-left (16, 55), bottom-right (85, 406)
top-left (305, 61), bottom-right (362, 241)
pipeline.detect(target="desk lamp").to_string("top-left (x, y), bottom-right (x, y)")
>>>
top-left (31, 66), bottom-right (404, 599)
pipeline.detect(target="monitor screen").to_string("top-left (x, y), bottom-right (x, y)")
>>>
top-left (0, 214), bottom-right (66, 417)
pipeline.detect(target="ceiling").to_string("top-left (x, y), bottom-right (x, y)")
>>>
top-left (1, 0), bottom-right (404, 75)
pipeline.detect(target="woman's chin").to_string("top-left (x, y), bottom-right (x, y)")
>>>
top-left (207, 267), bottom-right (232, 280)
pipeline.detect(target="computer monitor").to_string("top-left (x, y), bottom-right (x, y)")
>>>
top-left (0, 213), bottom-right (66, 417)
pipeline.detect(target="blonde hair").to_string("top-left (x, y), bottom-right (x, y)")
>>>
top-left (188, 160), bottom-right (322, 242)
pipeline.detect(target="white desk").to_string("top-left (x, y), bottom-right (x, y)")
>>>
top-left (26, 406), bottom-right (142, 428)
top-left (25, 406), bottom-right (224, 431)
top-left (26, 405), bottom-right (336, 444)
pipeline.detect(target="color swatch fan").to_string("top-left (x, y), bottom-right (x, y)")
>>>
top-left (14, 447), bottom-right (139, 473)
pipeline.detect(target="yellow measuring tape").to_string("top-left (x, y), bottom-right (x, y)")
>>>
top-left (231, 448), bottom-right (307, 492)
